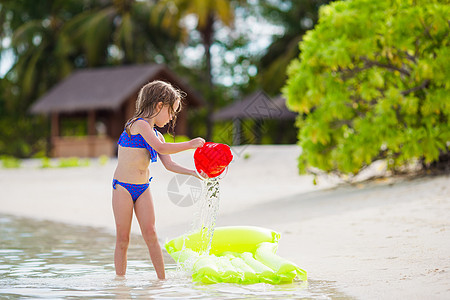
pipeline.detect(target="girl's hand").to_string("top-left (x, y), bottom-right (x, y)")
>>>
top-left (189, 137), bottom-right (205, 149)
top-left (192, 169), bottom-right (208, 180)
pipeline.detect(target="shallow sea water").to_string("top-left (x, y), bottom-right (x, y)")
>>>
top-left (0, 214), bottom-right (352, 299)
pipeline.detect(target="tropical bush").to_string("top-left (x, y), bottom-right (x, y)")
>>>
top-left (40, 157), bottom-right (53, 168)
top-left (1, 156), bottom-right (22, 169)
top-left (57, 157), bottom-right (90, 168)
top-left (98, 155), bottom-right (109, 166)
top-left (284, 0), bottom-right (449, 175)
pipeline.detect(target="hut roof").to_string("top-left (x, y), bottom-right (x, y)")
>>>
top-left (30, 64), bottom-right (204, 114)
top-left (271, 95), bottom-right (298, 119)
top-left (212, 90), bottom-right (297, 121)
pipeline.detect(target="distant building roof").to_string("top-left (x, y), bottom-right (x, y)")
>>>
top-left (271, 95), bottom-right (298, 119)
top-left (30, 64), bottom-right (204, 114)
top-left (212, 90), bottom-right (297, 121)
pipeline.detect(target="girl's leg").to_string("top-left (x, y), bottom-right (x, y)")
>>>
top-left (112, 186), bottom-right (134, 276)
top-left (134, 189), bottom-right (165, 280)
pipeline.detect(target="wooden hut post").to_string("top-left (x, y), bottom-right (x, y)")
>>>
top-left (233, 118), bottom-right (241, 145)
top-left (88, 110), bottom-right (96, 136)
top-left (88, 110), bottom-right (96, 156)
top-left (51, 112), bottom-right (59, 138)
top-left (50, 113), bottom-right (59, 156)
top-left (254, 119), bottom-right (263, 144)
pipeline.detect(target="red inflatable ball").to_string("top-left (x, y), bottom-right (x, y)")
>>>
top-left (194, 142), bottom-right (233, 178)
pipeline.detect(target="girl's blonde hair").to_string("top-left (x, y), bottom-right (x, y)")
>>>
top-left (125, 80), bottom-right (185, 136)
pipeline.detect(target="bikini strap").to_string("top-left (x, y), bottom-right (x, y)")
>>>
top-left (127, 117), bottom-right (145, 126)
top-left (112, 179), bottom-right (118, 189)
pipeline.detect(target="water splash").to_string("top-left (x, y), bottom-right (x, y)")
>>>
top-left (193, 178), bottom-right (220, 255)
top-left (175, 178), bottom-right (220, 271)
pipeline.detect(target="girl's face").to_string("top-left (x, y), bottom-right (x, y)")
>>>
top-left (154, 100), bottom-right (180, 128)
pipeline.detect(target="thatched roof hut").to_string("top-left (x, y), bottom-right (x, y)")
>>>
top-left (31, 64), bottom-right (204, 157)
top-left (212, 90), bottom-right (297, 145)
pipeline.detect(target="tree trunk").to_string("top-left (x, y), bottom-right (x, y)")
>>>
top-left (200, 13), bottom-right (215, 141)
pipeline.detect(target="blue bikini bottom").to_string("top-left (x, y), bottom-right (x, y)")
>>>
top-left (112, 177), bottom-right (153, 203)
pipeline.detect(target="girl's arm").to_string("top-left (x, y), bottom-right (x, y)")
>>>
top-left (136, 120), bottom-right (204, 155)
top-left (155, 132), bottom-right (203, 179)
top-left (159, 153), bottom-right (199, 177)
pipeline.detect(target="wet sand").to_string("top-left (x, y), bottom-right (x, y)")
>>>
top-left (0, 145), bottom-right (449, 299)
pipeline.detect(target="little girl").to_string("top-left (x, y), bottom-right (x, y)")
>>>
top-left (112, 80), bottom-right (205, 279)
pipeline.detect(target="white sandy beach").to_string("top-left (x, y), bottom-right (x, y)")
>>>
top-left (0, 145), bottom-right (449, 299)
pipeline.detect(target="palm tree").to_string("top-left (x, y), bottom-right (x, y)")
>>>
top-left (61, 0), bottom-right (180, 67)
top-left (153, 0), bottom-right (245, 141)
top-left (7, 0), bottom-right (85, 109)
top-left (1, 0), bottom-right (85, 157)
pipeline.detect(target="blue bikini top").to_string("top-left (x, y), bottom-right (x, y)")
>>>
top-left (117, 118), bottom-right (158, 163)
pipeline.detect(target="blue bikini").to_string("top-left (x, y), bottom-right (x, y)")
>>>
top-left (113, 118), bottom-right (159, 203)
top-left (112, 179), bottom-right (152, 202)
top-left (116, 123), bottom-right (158, 163)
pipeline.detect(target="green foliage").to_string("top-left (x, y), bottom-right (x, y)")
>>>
top-left (163, 134), bottom-right (190, 143)
top-left (283, 0), bottom-right (450, 175)
top-left (57, 157), bottom-right (90, 168)
top-left (98, 155), bottom-right (109, 166)
top-left (211, 118), bottom-right (297, 146)
top-left (1, 156), bottom-right (22, 169)
top-left (60, 117), bottom-right (87, 136)
top-left (0, 108), bottom-right (49, 158)
top-left (40, 157), bottom-right (53, 168)
top-left (39, 156), bottom-right (90, 168)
